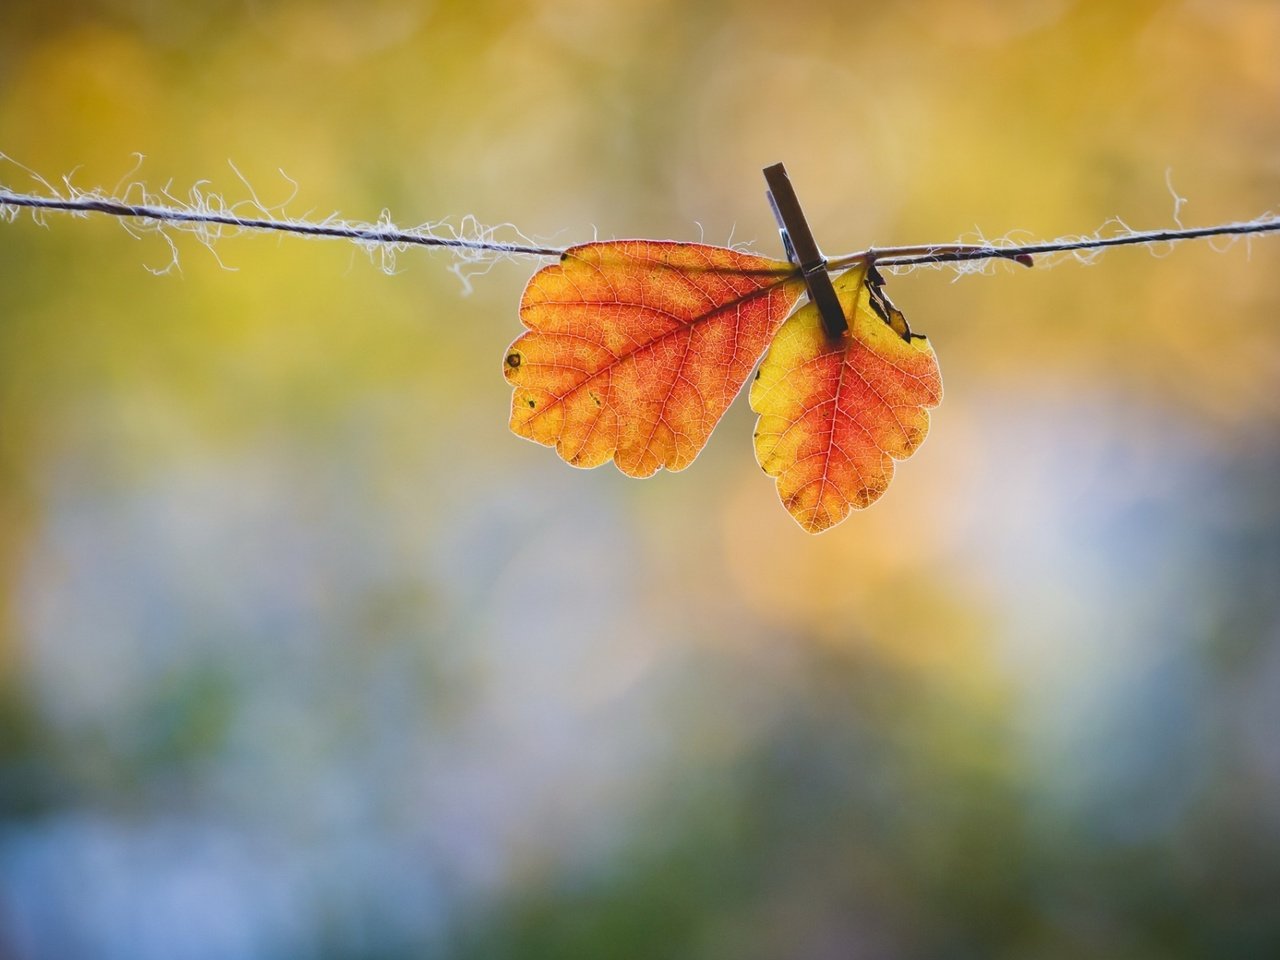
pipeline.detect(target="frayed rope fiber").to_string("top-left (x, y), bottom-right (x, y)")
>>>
top-left (0, 192), bottom-right (565, 257)
top-left (2, 179), bottom-right (1278, 275)
top-left (0, 191), bottom-right (565, 257)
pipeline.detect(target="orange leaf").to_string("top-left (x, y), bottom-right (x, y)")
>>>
top-left (750, 262), bottom-right (943, 534)
top-left (504, 241), bottom-right (805, 476)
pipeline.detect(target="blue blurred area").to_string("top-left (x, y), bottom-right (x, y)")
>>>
top-left (0, 385), bottom-right (1276, 958)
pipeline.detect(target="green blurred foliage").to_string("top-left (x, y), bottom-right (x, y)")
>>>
top-left (0, 1), bottom-right (1278, 958)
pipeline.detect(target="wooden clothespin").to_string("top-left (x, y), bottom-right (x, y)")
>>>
top-left (763, 163), bottom-right (847, 339)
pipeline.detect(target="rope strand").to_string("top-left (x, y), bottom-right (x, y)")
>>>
top-left (2, 189), bottom-right (1277, 269)
top-left (851, 217), bottom-right (1280, 269)
top-left (0, 191), bottom-right (567, 258)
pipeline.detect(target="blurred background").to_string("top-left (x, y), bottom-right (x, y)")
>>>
top-left (1, 1), bottom-right (1279, 957)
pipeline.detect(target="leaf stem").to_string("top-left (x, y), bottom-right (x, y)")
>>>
top-left (826, 244), bottom-right (1034, 270)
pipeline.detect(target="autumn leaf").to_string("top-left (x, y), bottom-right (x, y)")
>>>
top-left (504, 241), bottom-right (805, 476)
top-left (750, 262), bottom-right (943, 534)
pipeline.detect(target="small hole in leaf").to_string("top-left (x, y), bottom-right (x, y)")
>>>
top-left (527, 399), bottom-right (536, 409)
top-left (506, 353), bottom-right (522, 369)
